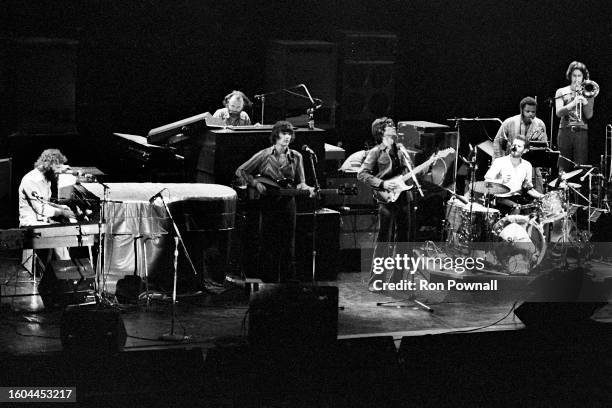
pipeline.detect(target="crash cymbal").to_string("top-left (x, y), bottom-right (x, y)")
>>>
top-left (547, 179), bottom-right (581, 189)
top-left (473, 181), bottom-right (510, 195)
top-left (560, 169), bottom-right (582, 180)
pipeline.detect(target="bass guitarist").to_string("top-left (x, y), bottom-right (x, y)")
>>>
top-left (358, 117), bottom-right (416, 290)
top-left (235, 120), bottom-right (315, 282)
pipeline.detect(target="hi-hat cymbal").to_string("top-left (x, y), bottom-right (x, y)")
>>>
top-left (560, 169), bottom-right (582, 180)
top-left (547, 179), bottom-right (581, 189)
top-left (473, 181), bottom-right (510, 195)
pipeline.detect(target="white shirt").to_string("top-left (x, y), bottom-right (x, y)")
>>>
top-left (18, 168), bottom-right (56, 226)
top-left (484, 155), bottom-right (533, 196)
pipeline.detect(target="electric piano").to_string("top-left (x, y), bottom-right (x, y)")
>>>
top-left (23, 222), bottom-right (103, 250)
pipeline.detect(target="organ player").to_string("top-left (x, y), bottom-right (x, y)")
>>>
top-left (19, 149), bottom-right (75, 261)
top-left (485, 136), bottom-right (543, 215)
top-left (213, 90), bottom-right (252, 126)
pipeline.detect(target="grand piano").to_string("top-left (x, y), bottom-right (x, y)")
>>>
top-left (64, 182), bottom-right (237, 293)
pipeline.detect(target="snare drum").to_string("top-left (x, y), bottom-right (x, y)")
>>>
top-left (458, 202), bottom-right (500, 242)
top-left (539, 190), bottom-right (566, 224)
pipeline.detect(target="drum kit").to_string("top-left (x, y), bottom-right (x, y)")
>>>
top-left (445, 164), bottom-right (607, 274)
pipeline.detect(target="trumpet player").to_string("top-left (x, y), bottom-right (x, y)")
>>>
top-left (555, 61), bottom-right (598, 171)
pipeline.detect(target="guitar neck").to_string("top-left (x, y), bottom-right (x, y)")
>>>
top-left (399, 148), bottom-right (454, 183)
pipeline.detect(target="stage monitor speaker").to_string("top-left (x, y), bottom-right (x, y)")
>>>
top-left (248, 284), bottom-right (339, 351)
top-left (60, 306), bottom-right (127, 353)
top-left (514, 302), bottom-right (606, 330)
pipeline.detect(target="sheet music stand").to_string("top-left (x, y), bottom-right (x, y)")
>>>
top-left (523, 148), bottom-right (559, 169)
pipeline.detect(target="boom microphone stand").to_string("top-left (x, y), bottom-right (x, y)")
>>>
top-left (151, 189), bottom-right (199, 342)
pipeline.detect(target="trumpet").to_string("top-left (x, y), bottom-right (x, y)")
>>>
top-left (575, 80), bottom-right (600, 122)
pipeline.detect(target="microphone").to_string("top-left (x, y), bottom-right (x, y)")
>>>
top-left (148, 188), bottom-right (167, 204)
top-left (301, 145), bottom-right (318, 163)
top-left (301, 145), bottom-right (315, 155)
top-left (580, 167), bottom-right (595, 181)
top-left (511, 145), bottom-right (518, 152)
top-left (254, 94), bottom-right (263, 100)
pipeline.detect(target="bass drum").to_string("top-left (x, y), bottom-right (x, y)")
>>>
top-left (492, 215), bottom-right (546, 274)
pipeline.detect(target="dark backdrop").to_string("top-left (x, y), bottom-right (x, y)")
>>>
top-left (1, 0), bottom-right (611, 168)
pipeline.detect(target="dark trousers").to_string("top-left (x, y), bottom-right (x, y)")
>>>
top-left (243, 196), bottom-right (296, 283)
top-left (369, 192), bottom-right (412, 286)
top-left (558, 127), bottom-right (588, 171)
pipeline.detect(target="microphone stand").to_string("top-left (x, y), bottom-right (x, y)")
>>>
top-left (154, 192), bottom-right (198, 342)
top-left (305, 151), bottom-right (320, 283)
top-left (95, 182), bottom-right (109, 302)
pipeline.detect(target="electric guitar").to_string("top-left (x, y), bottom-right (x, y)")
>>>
top-left (237, 176), bottom-right (358, 200)
top-left (373, 147), bottom-right (455, 203)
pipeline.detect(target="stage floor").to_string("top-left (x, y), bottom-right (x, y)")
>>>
top-left (1, 257), bottom-right (611, 356)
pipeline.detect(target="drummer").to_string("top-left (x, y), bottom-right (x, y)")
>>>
top-left (484, 136), bottom-right (543, 215)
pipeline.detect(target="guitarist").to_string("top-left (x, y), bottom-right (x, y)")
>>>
top-left (235, 121), bottom-right (315, 282)
top-left (358, 118), bottom-right (415, 290)
top-left (19, 149), bottom-right (75, 261)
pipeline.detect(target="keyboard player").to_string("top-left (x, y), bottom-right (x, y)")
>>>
top-left (19, 149), bottom-right (75, 260)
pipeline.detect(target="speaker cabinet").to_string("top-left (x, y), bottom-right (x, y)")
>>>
top-left (336, 32), bottom-right (397, 151)
top-left (265, 40), bottom-right (337, 128)
top-left (295, 208), bottom-right (340, 281)
top-left (60, 306), bottom-right (127, 353)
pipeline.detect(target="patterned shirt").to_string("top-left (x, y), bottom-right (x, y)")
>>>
top-left (236, 146), bottom-right (306, 187)
top-left (493, 114), bottom-right (547, 158)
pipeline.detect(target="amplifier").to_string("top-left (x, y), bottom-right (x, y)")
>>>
top-left (295, 209), bottom-right (340, 281)
top-left (397, 121), bottom-right (450, 150)
top-left (339, 210), bottom-right (378, 249)
top-left (323, 174), bottom-right (374, 208)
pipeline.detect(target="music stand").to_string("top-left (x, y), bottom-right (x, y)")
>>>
top-left (523, 149), bottom-right (560, 169)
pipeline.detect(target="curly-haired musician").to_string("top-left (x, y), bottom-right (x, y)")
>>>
top-left (493, 96), bottom-right (548, 192)
top-left (213, 90), bottom-right (252, 126)
top-left (19, 149), bottom-right (75, 261)
top-left (555, 61), bottom-right (596, 171)
top-left (358, 117), bottom-right (415, 290)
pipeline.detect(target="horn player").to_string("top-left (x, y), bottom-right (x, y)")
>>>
top-left (555, 61), bottom-right (597, 171)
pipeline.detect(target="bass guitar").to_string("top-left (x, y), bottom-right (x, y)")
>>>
top-left (237, 176), bottom-right (358, 200)
top-left (373, 147), bottom-right (455, 203)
